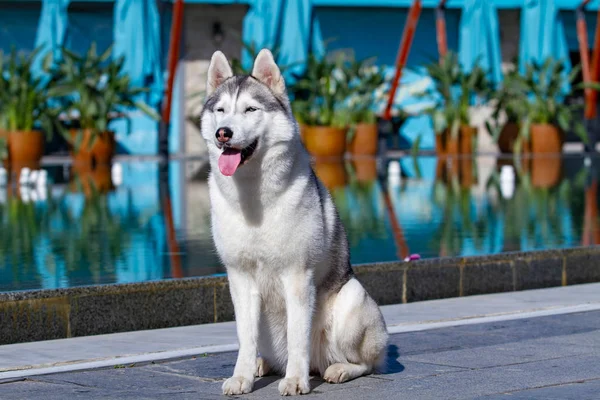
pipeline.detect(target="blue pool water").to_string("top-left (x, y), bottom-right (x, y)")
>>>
top-left (1, 154), bottom-right (598, 293)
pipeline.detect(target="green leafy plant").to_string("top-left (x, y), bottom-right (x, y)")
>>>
top-left (289, 52), bottom-right (352, 128)
top-left (46, 43), bottom-right (160, 149)
top-left (488, 58), bottom-right (588, 153)
top-left (344, 57), bottom-right (388, 125)
top-left (484, 66), bottom-right (524, 142)
top-left (0, 137), bottom-right (7, 161)
top-left (416, 52), bottom-right (491, 139)
top-left (230, 40), bottom-right (302, 76)
top-left (0, 47), bottom-right (64, 138)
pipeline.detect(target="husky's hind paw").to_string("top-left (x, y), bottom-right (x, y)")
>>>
top-left (256, 357), bottom-right (271, 377)
top-left (222, 376), bottom-right (253, 395)
top-left (278, 376), bottom-right (310, 396)
top-left (323, 363), bottom-right (351, 383)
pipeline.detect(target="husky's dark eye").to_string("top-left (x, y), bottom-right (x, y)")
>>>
top-left (216, 107), bottom-right (225, 113)
top-left (245, 107), bottom-right (258, 113)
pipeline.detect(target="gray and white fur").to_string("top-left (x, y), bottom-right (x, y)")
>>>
top-left (200, 49), bottom-right (388, 396)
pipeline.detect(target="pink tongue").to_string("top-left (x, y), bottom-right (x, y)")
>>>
top-left (218, 148), bottom-right (242, 176)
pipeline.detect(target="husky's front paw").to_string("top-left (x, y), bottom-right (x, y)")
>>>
top-left (278, 376), bottom-right (310, 396)
top-left (222, 376), bottom-right (253, 395)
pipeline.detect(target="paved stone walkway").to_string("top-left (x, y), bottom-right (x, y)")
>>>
top-left (3, 309), bottom-right (600, 399)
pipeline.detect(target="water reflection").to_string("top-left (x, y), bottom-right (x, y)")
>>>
top-left (0, 154), bottom-right (599, 292)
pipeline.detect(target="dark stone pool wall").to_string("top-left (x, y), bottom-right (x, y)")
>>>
top-left (1, 247), bottom-right (599, 345)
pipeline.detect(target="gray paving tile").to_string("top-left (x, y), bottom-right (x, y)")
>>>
top-left (378, 354), bottom-right (600, 400)
top-left (404, 339), bottom-right (592, 369)
top-left (2, 310), bottom-right (600, 399)
top-left (478, 378), bottom-right (600, 400)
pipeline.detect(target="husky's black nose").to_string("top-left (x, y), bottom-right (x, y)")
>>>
top-left (216, 127), bottom-right (233, 143)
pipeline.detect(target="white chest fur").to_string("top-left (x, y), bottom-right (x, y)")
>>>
top-left (208, 171), bottom-right (325, 271)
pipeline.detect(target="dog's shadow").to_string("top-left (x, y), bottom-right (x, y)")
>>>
top-left (382, 344), bottom-right (405, 374)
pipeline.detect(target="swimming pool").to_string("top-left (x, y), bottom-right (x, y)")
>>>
top-left (0, 154), bottom-right (597, 293)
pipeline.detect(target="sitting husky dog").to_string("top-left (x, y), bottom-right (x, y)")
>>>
top-left (200, 49), bottom-right (388, 396)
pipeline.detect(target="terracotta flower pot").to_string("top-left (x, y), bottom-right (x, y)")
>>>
top-left (70, 164), bottom-right (114, 197)
top-left (436, 125), bottom-right (477, 156)
top-left (348, 123), bottom-right (378, 155)
top-left (8, 130), bottom-right (45, 170)
top-left (70, 129), bottom-right (116, 166)
top-left (312, 159), bottom-right (347, 190)
top-left (303, 126), bottom-right (347, 158)
top-left (298, 123), bottom-right (307, 143)
top-left (497, 122), bottom-right (520, 153)
top-left (459, 125), bottom-right (477, 154)
top-left (530, 123), bottom-right (564, 154)
top-left (434, 156), bottom-right (459, 184)
top-left (460, 157), bottom-right (476, 188)
top-left (435, 130), bottom-right (459, 156)
top-left (435, 134), bottom-right (445, 156)
top-left (531, 156), bottom-right (562, 189)
top-left (446, 135), bottom-right (460, 155)
top-left (352, 158), bottom-right (377, 182)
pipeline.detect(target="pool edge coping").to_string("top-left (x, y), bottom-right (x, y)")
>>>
top-left (1, 246), bottom-right (600, 345)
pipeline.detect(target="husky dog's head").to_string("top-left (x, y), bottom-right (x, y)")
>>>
top-left (200, 49), bottom-right (296, 177)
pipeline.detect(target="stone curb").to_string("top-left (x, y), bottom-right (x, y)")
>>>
top-left (1, 246), bottom-right (599, 345)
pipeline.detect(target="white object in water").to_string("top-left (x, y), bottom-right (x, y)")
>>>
top-left (584, 156), bottom-right (592, 168)
top-left (0, 167), bottom-right (6, 186)
top-left (29, 169), bottom-right (39, 185)
top-left (20, 186), bottom-right (30, 203)
top-left (111, 162), bottom-right (123, 186)
top-left (37, 185), bottom-right (47, 201)
top-left (36, 169), bottom-right (48, 188)
top-left (499, 165), bottom-right (515, 200)
top-left (388, 160), bottom-right (401, 186)
top-left (29, 187), bottom-right (39, 203)
top-left (19, 168), bottom-right (31, 186)
top-left (0, 187), bottom-right (6, 204)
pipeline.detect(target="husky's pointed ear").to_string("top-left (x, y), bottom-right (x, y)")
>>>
top-left (252, 49), bottom-right (286, 96)
top-left (207, 51), bottom-right (233, 96)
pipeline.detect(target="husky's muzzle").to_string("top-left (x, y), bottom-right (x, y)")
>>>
top-left (217, 135), bottom-right (259, 176)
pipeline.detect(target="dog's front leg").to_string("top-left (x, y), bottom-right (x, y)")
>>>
top-left (279, 270), bottom-right (314, 395)
top-left (222, 268), bottom-right (260, 395)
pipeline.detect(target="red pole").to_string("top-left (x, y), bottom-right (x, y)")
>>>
top-left (163, 194), bottom-right (184, 279)
top-left (436, 0), bottom-right (448, 61)
top-left (381, 188), bottom-right (410, 260)
top-left (383, 0), bottom-right (423, 121)
top-left (582, 180), bottom-right (598, 246)
top-left (589, 8), bottom-right (600, 118)
top-left (576, 1), bottom-right (594, 119)
top-left (162, 0), bottom-right (184, 123)
top-left (160, 0), bottom-right (185, 279)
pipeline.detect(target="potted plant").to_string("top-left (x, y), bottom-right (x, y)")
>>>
top-left (47, 43), bottom-right (160, 166)
top-left (485, 66), bottom-right (526, 153)
top-left (490, 58), bottom-right (587, 154)
top-left (418, 52), bottom-right (491, 156)
top-left (345, 58), bottom-right (389, 156)
top-left (289, 52), bottom-right (351, 158)
top-left (0, 47), bottom-right (64, 170)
